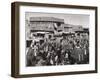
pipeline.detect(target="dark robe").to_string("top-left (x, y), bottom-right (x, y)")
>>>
top-left (71, 47), bottom-right (84, 64)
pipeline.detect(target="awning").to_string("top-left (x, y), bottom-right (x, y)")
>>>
top-left (62, 32), bottom-right (75, 35)
top-left (35, 32), bottom-right (49, 34)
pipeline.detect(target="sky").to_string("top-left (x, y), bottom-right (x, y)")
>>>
top-left (25, 12), bottom-right (89, 28)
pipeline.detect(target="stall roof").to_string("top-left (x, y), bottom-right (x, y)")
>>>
top-left (35, 32), bottom-right (50, 34)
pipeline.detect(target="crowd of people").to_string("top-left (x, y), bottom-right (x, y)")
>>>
top-left (26, 33), bottom-right (89, 66)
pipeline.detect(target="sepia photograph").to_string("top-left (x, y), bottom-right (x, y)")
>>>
top-left (25, 12), bottom-right (89, 66)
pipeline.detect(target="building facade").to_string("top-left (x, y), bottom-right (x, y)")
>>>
top-left (26, 17), bottom-right (89, 47)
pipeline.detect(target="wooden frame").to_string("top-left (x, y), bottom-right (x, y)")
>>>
top-left (11, 2), bottom-right (98, 78)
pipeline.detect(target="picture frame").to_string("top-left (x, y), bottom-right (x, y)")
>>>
top-left (11, 2), bottom-right (98, 78)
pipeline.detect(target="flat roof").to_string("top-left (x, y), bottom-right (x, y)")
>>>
top-left (30, 17), bottom-right (64, 23)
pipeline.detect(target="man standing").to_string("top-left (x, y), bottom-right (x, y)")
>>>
top-left (71, 43), bottom-right (84, 64)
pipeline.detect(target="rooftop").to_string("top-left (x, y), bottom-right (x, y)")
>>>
top-left (30, 17), bottom-right (64, 23)
top-left (62, 24), bottom-right (82, 28)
